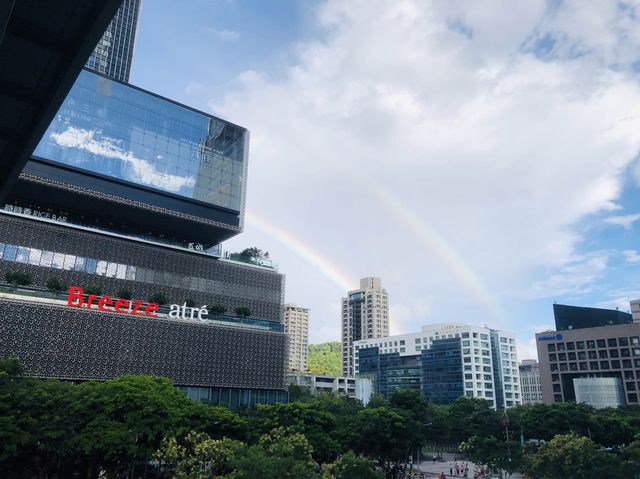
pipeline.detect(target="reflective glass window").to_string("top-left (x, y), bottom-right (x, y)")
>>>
top-left (125, 265), bottom-right (136, 280)
top-left (28, 248), bottom-right (41, 265)
top-left (115, 264), bottom-right (126, 279)
top-left (3, 244), bottom-right (17, 261)
top-left (105, 262), bottom-right (117, 277)
top-left (85, 258), bottom-right (97, 274)
top-left (63, 255), bottom-right (75, 270)
top-left (40, 250), bottom-right (53, 267)
top-left (74, 257), bottom-right (86, 272)
top-left (51, 253), bottom-right (64, 269)
top-left (33, 69), bottom-right (248, 212)
top-left (96, 260), bottom-right (108, 276)
top-left (15, 246), bottom-right (30, 263)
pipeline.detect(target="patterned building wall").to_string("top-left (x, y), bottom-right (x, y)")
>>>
top-left (0, 297), bottom-right (287, 390)
top-left (0, 215), bottom-right (284, 322)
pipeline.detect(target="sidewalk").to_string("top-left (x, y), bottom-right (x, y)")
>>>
top-left (415, 459), bottom-right (524, 479)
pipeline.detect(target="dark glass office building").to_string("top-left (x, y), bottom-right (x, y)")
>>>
top-left (0, 69), bottom-right (288, 408)
top-left (421, 338), bottom-right (464, 404)
top-left (553, 304), bottom-right (632, 331)
top-left (85, 0), bottom-right (141, 82)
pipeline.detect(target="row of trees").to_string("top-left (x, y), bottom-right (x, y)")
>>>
top-left (2, 358), bottom-right (640, 478)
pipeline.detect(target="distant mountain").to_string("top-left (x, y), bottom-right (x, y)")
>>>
top-left (307, 341), bottom-right (341, 376)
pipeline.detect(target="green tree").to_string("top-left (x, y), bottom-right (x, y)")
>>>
top-left (69, 376), bottom-right (197, 477)
top-left (229, 247), bottom-right (264, 264)
top-left (45, 277), bottom-right (65, 292)
top-left (84, 285), bottom-right (102, 295)
top-left (154, 431), bottom-right (244, 478)
top-left (250, 400), bottom-right (343, 466)
top-left (5, 271), bottom-right (32, 286)
top-left (308, 341), bottom-right (342, 375)
top-left (231, 428), bottom-right (318, 479)
top-left (208, 303), bottom-right (227, 315)
top-left (524, 433), bottom-right (621, 479)
top-left (234, 306), bottom-right (251, 318)
top-left (459, 436), bottom-right (523, 479)
top-left (323, 451), bottom-right (383, 479)
top-left (349, 407), bottom-right (413, 472)
top-left (446, 397), bottom-right (500, 443)
top-left (116, 289), bottom-right (132, 300)
top-left (149, 292), bottom-right (168, 305)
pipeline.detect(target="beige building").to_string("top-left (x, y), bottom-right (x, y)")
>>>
top-left (519, 359), bottom-right (543, 405)
top-left (284, 304), bottom-right (309, 372)
top-left (630, 299), bottom-right (640, 322)
top-left (341, 276), bottom-right (389, 377)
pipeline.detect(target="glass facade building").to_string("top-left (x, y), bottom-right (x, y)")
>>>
top-left (85, 0), bottom-right (141, 83)
top-left (553, 304), bottom-right (632, 331)
top-left (421, 338), bottom-right (463, 404)
top-left (34, 69), bottom-right (247, 213)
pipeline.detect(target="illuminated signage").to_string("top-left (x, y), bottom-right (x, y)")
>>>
top-left (538, 333), bottom-right (563, 341)
top-left (67, 286), bottom-right (209, 321)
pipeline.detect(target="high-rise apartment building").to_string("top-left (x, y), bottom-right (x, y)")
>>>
top-left (341, 277), bottom-right (389, 377)
top-left (85, 0), bottom-right (141, 82)
top-left (284, 304), bottom-right (309, 372)
top-left (536, 304), bottom-right (640, 407)
top-left (519, 360), bottom-right (543, 404)
top-left (355, 323), bottom-right (522, 408)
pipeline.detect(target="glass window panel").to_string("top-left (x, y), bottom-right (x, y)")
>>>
top-left (4, 244), bottom-right (17, 262)
top-left (40, 250), bottom-right (53, 267)
top-left (15, 246), bottom-right (30, 263)
top-left (96, 260), bottom-right (108, 276)
top-left (74, 257), bottom-right (86, 272)
top-left (28, 248), bottom-right (41, 265)
top-left (105, 262), bottom-right (117, 278)
top-left (115, 263), bottom-right (126, 279)
top-left (85, 258), bottom-right (97, 274)
top-left (63, 254), bottom-right (75, 270)
top-left (51, 252), bottom-right (65, 269)
top-left (125, 265), bottom-right (136, 280)
top-left (0, 242), bottom-right (4, 259)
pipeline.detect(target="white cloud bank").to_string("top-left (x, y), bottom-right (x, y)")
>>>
top-left (51, 127), bottom-right (195, 193)
top-left (218, 1), bottom-right (640, 343)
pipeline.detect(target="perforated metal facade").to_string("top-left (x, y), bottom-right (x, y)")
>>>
top-left (0, 297), bottom-right (287, 391)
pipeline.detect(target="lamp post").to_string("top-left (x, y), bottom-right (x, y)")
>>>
top-left (416, 422), bottom-right (433, 473)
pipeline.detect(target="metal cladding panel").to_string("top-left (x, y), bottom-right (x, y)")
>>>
top-left (0, 298), bottom-right (288, 390)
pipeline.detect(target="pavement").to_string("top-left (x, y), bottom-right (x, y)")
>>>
top-left (408, 458), bottom-right (524, 479)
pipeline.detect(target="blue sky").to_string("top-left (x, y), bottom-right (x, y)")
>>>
top-left (129, 1), bottom-right (640, 359)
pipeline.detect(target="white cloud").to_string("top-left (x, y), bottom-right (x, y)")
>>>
top-left (50, 127), bottom-right (195, 193)
top-left (522, 252), bottom-right (609, 300)
top-left (218, 1), bottom-right (640, 342)
top-left (623, 249), bottom-right (640, 263)
top-left (604, 213), bottom-right (640, 229)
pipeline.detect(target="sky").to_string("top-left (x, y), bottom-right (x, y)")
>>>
top-left (130, 0), bottom-right (640, 360)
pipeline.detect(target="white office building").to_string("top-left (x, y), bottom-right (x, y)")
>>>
top-left (354, 322), bottom-right (522, 408)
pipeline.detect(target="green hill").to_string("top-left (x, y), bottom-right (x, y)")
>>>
top-left (308, 341), bottom-right (341, 376)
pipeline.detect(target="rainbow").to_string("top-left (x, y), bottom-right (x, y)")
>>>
top-left (245, 189), bottom-right (499, 320)
top-left (372, 187), bottom-right (499, 318)
top-left (245, 211), bottom-right (355, 293)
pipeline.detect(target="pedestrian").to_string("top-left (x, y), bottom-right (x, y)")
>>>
top-left (450, 466), bottom-right (453, 475)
